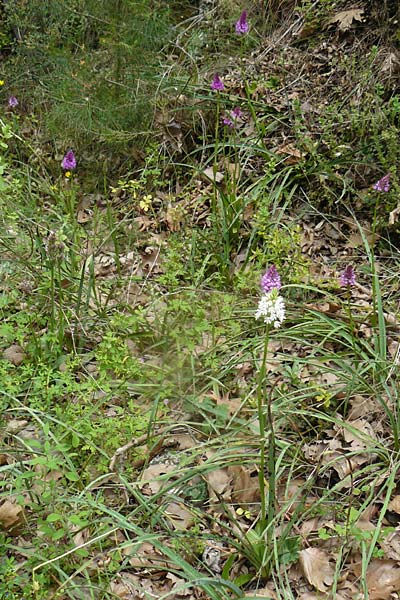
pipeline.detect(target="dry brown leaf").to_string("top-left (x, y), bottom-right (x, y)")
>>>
top-left (298, 594), bottom-right (348, 600)
top-left (341, 418), bottom-right (376, 449)
top-left (140, 246), bottom-right (163, 274)
top-left (324, 450), bottom-right (369, 480)
top-left (73, 526), bottom-right (91, 547)
top-left (389, 206), bottom-right (400, 226)
top-left (228, 465), bottom-right (260, 506)
top-left (109, 575), bottom-right (138, 600)
top-left (277, 478), bottom-right (316, 514)
top-left (366, 559), bottom-right (400, 599)
top-left (299, 548), bottom-right (334, 592)
top-left (134, 214), bottom-right (154, 231)
top-left (275, 142), bottom-right (304, 164)
top-left (380, 529), bottom-right (400, 561)
top-left (305, 302), bottom-right (341, 315)
top-left (5, 419), bottom-right (29, 434)
top-left (202, 167), bottom-right (223, 183)
top-left (164, 501), bottom-right (196, 530)
top-left (328, 9), bottom-right (364, 31)
top-left (0, 499), bottom-right (25, 533)
top-left (205, 391), bottom-right (243, 417)
top-left (3, 344), bottom-right (25, 366)
top-left (166, 572), bottom-right (193, 597)
top-left (348, 395), bottom-right (378, 420)
top-left (169, 433), bottom-right (197, 451)
top-left (204, 466), bottom-right (231, 504)
top-left (76, 209), bottom-right (92, 224)
top-left (140, 463), bottom-right (177, 495)
top-left (382, 52), bottom-right (400, 75)
top-left (110, 571), bottom-right (169, 600)
top-left (299, 517), bottom-right (326, 536)
top-left (245, 584), bottom-right (278, 598)
top-left (388, 496), bottom-right (400, 514)
top-left (346, 228), bottom-right (376, 248)
top-left (123, 541), bottom-right (171, 569)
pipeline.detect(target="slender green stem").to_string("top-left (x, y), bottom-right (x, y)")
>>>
top-left (266, 382), bottom-right (276, 550)
top-left (257, 326), bottom-right (270, 528)
top-left (345, 289), bottom-right (358, 361)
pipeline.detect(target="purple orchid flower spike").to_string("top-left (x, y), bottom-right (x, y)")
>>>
top-left (61, 150), bottom-right (77, 170)
top-left (8, 96), bottom-right (18, 108)
top-left (235, 10), bottom-right (249, 34)
top-left (340, 265), bottom-right (356, 288)
top-left (373, 173), bottom-right (390, 192)
top-left (211, 74), bottom-right (224, 91)
top-left (261, 265), bottom-right (281, 293)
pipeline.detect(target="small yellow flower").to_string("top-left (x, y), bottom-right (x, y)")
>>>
top-left (65, 171), bottom-right (71, 178)
top-left (139, 194), bottom-right (152, 212)
top-left (0, 80), bottom-right (4, 86)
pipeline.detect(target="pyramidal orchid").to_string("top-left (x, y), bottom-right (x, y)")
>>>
top-left (340, 265), bottom-right (356, 288)
top-left (256, 266), bottom-right (285, 328)
top-left (373, 173), bottom-right (390, 192)
top-left (211, 74), bottom-right (224, 91)
top-left (261, 265), bottom-right (281, 293)
top-left (8, 96), bottom-right (18, 108)
top-left (235, 10), bottom-right (249, 34)
top-left (61, 150), bottom-right (77, 170)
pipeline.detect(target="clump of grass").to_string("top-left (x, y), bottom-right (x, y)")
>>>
top-left (1, 0), bottom-right (172, 159)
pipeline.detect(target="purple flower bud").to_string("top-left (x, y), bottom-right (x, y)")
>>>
top-left (211, 74), bottom-right (224, 91)
top-left (231, 107), bottom-right (242, 119)
top-left (235, 10), bottom-right (249, 34)
top-left (373, 173), bottom-right (390, 192)
top-left (340, 265), bottom-right (356, 288)
top-left (61, 150), bottom-right (77, 170)
top-left (223, 117), bottom-right (234, 127)
top-left (8, 96), bottom-right (18, 108)
top-left (261, 265), bottom-right (281, 293)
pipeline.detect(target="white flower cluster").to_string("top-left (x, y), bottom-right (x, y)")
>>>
top-left (255, 290), bottom-right (285, 328)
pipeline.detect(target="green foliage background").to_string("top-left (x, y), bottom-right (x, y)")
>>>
top-left (1, 0), bottom-right (172, 149)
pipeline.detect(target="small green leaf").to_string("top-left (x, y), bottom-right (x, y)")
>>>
top-left (46, 513), bottom-right (63, 523)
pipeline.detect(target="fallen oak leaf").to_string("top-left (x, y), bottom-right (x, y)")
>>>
top-left (365, 559), bottom-right (400, 600)
top-left (299, 548), bottom-right (334, 592)
top-left (328, 9), bottom-right (364, 31)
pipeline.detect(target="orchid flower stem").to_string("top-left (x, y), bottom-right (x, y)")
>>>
top-left (257, 326), bottom-right (270, 529)
top-left (345, 291), bottom-right (357, 352)
top-left (266, 380), bottom-right (276, 549)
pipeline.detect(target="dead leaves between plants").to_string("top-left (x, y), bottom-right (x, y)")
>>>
top-left (300, 548), bottom-right (400, 600)
top-left (300, 548), bottom-right (334, 593)
top-left (0, 499), bottom-right (25, 534)
top-left (327, 9), bottom-right (364, 32)
top-left (110, 571), bottom-right (200, 600)
top-left (303, 405), bottom-right (381, 483)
